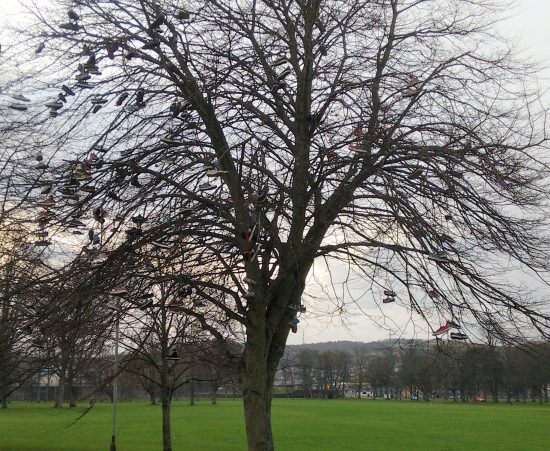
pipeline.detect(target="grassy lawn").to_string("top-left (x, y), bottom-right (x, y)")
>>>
top-left (1, 398), bottom-right (549, 450)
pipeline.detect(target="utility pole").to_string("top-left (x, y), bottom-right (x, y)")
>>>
top-left (109, 318), bottom-right (119, 451)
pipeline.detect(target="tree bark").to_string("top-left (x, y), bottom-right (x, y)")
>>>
top-left (0, 365), bottom-right (8, 409)
top-left (0, 296), bottom-right (11, 410)
top-left (0, 374), bottom-right (9, 409)
top-left (149, 389), bottom-right (157, 405)
top-left (161, 393), bottom-right (172, 451)
top-left (241, 320), bottom-right (288, 451)
top-left (211, 384), bottom-right (218, 405)
top-left (68, 378), bottom-right (76, 407)
top-left (54, 371), bottom-right (66, 408)
top-left (242, 365), bottom-right (275, 451)
top-left (189, 377), bottom-right (195, 406)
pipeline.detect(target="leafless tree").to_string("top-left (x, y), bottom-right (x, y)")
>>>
top-left (119, 273), bottom-right (227, 451)
top-left (352, 344), bottom-right (370, 399)
top-left (43, 282), bottom-right (113, 408)
top-left (197, 338), bottom-right (241, 405)
top-left (0, 219), bottom-right (53, 408)
top-left (1, 0), bottom-right (549, 448)
top-left (297, 348), bottom-right (318, 398)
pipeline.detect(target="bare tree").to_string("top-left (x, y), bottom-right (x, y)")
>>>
top-left (352, 344), bottom-right (370, 399)
top-left (397, 342), bottom-right (436, 400)
top-left (119, 278), bottom-right (216, 451)
top-left (1, 0), bottom-right (550, 448)
top-left (45, 285), bottom-right (112, 408)
top-left (367, 350), bottom-right (396, 398)
top-left (297, 348), bottom-right (318, 398)
top-left (0, 220), bottom-right (52, 408)
top-left (198, 339), bottom-right (240, 405)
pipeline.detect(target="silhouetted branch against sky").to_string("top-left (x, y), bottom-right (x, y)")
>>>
top-left (1, 0), bottom-right (549, 347)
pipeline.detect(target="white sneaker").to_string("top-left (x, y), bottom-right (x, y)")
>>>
top-left (109, 287), bottom-right (128, 297)
top-left (277, 67), bottom-right (291, 80)
top-left (37, 196), bottom-right (55, 208)
top-left (91, 97), bottom-right (108, 105)
top-left (160, 138), bottom-right (184, 147)
top-left (206, 169), bottom-right (228, 177)
top-left (349, 144), bottom-right (369, 153)
top-left (106, 302), bottom-right (122, 312)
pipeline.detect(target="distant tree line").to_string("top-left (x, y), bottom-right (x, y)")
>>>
top-left (6, 339), bottom-right (241, 407)
top-left (278, 341), bottom-right (550, 403)
top-left (6, 338), bottom-right (550, 406)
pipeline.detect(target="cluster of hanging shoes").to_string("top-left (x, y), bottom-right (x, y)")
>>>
top-left (382, 290), bottom-right (396, 304)
top-left (9, 3), bottom-right (323, 348)
top-left (432, 320), bottom-right (468, 340)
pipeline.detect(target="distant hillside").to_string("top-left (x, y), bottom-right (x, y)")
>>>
top-left (284, 339), bottom-right (425, 357)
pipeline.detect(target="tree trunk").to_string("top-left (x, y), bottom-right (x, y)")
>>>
top-left (189, 377), bottom-right (195, 406)
top-left (149, 389), bottom-right (157, 405)
top-left (211, 384), bottom-right (218, 405)
top-left (161, 393), bottom-right (172, 451)
top-left (1, 296), bottom-right (11, 410)
top-left (241, 321), bottom-right (288, 451)
top-left (55, 371), bottom-right (66, 408)
top-left (68, 378), bottom-right (76, 407)
top-left (242, 368), bottom-right (275, 451)
top-left (492, 383), bottom-right (498, 403)
top-left (0, 370), bottom-right (8, 409)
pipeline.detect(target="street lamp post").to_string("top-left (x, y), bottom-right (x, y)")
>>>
top-left (110, 318), bottom-right (119, 451)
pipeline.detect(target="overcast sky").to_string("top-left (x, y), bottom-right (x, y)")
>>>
top-left (1, 1), bottom-right (549, 344)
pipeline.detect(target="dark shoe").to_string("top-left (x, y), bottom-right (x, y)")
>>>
top-left (62, 85), bottom-right (75, 96)
top-left (116, 92), bottom-right (129, 106)
top-left (12, 93), bottom-right (30, 102)
top-left (167, 350), bottom-right (181, 361)
top-left (67, 9), bottom-right (80, 21)
top-left (9, 103), bottom-right (28, 111)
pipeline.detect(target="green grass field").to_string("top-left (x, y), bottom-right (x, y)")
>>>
top-left (1, 398), bottom-right (549, 450)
